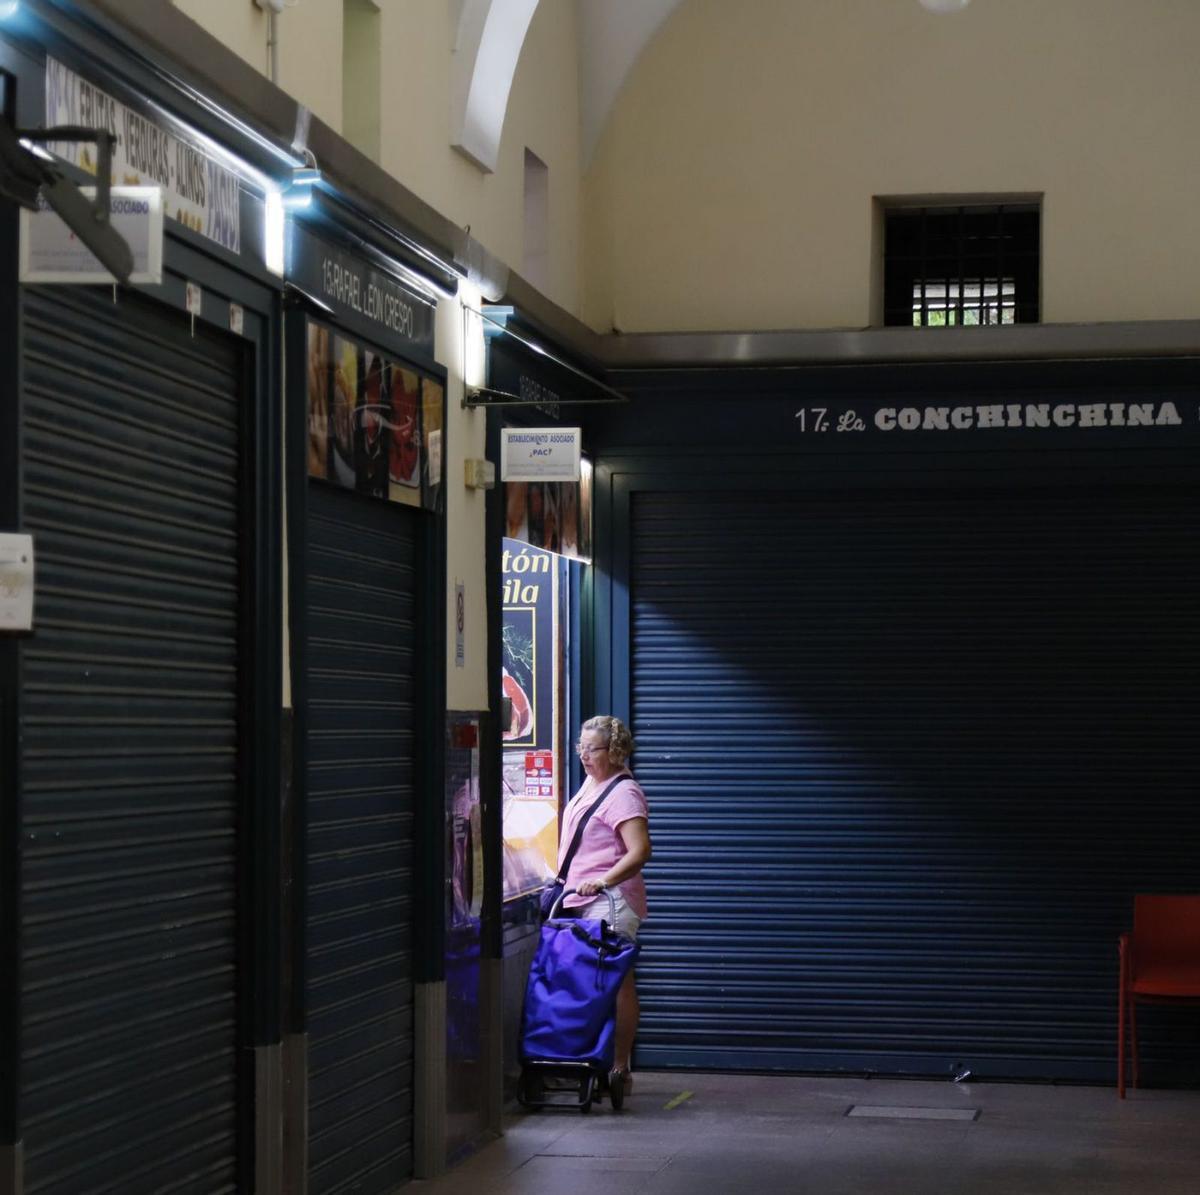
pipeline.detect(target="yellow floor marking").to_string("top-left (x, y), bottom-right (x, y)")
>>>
top-left (664, 1090), bottom-right (694, 1110)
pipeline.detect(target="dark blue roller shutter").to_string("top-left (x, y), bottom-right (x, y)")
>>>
top-left (631, 483), bottom-right (1200, 1082)
top-left (305, 483), bottom-right (416, 1194)
top-left (20, 286), bottom-right (244, 1193)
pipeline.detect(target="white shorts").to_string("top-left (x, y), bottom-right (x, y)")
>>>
top-left (573, 890), bottom-right (642, 941)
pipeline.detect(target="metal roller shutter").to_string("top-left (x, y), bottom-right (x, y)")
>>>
top-left (20, 286), bottom-right (244, 1193)
top-left (631, 483), bottom-right (1200, 1081)
top-left (305, 483), bottom-right (416, 1194)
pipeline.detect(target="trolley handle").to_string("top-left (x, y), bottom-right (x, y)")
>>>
top-left (549, 885), bottom-right (618, 925)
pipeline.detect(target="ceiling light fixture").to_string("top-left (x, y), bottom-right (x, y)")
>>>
top-left (920, 0), bottom-right (972, 12)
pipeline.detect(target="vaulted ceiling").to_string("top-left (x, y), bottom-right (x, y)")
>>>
top-left (453, 0), bottom-right (685, 172)
top-left (576, 0), bottom-right (685, 165)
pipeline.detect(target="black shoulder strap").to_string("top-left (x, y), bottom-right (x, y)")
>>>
top-left (555, 774), bottom-right (627, 883)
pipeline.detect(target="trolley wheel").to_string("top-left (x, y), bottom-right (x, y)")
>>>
top-left (608, 1068), bottom-right (626, 1111)
top-left (518, 1068), bottom-right (544, 1107)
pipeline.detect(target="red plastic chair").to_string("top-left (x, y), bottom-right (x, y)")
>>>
top-left (1117, 894), bottom-right (1200, 1097)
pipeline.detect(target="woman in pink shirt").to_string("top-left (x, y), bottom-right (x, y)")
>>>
top-left (559, 715), bottom-right (652, 1091)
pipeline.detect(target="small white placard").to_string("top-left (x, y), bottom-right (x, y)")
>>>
top-left (0, 534), bottom-right (35, 632)
top-left (19, 186), bottom-right (164, 284)
top-left (427, 428), bottom-right (443, 486)
top-left (501, 427), bottom-right (581, 483)
top-left (185, 281), bottom-right (202, 316)
top-left (229, 303), bottom-right (244, 336)
top-left (455, 581), bottom-right (465, 668)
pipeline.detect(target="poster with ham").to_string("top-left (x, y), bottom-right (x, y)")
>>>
top-left (501, 538), bottom-right (560, 898)
top-left (388, 365), bottom-right (422, 507)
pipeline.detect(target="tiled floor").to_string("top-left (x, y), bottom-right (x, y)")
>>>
top-left (415, 1072), bottom-right (1200, 1195)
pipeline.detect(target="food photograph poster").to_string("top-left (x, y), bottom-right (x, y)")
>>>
top-left (306, 319), bottom-right (443, 512)
top-left (503, 472), bottom-right (591, 561)
top-left (501, 539), bottom-right (559, 898)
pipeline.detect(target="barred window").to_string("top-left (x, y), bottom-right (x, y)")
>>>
top-left (883, 204), bottom-right (1039, 327)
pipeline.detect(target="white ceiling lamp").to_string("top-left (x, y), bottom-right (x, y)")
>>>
top-left (919, 0), bottom-right (972, 12)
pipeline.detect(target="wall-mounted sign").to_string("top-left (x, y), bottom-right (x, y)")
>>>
top-left (19, 186), bottom-right (163, 284)
top-left (289, 223), bottom-right (436, 358)
top-left (501, 427), bottom-right (581, 482)
top-left (0, 534), bottom-right (34, 632)
top-left (501, 540), bottom-right (557, 751)
top-left (485, 319), bottom-right (614, 414)
top-left (793, 398), bottom-right (1192, 438)
top-left (501, 539), bottom-right (560, 899)
top-left (305, 318), bottom-right (444, 512)
top-left (45, 57), bottom-right (241, 254)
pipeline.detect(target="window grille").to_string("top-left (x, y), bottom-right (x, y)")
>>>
top-left (883, 204), bottom-right (1039, 327)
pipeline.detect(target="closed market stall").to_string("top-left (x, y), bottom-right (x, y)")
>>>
top-left (3, 34), bottom-right (282, 1193)
top-left (590, 362), bottom-right (1200, 1084)
top-left (287, 220), bottom-right (445, 1194)
top-left (20, 286), bottom-right (250, 1193)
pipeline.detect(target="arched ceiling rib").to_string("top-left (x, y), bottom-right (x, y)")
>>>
top-left (450, 0), bottom-right (687, 173)
top-left (452, 0), bottom-right (540, 172)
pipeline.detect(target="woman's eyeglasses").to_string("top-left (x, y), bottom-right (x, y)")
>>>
top-left (575, 743), bottom-right (604, 757)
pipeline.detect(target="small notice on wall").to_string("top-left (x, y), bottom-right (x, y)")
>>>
top-left (0, 534), bottom-right (35, 632)
top-left (501, 427), bottom-right (581, 482)
top-left (525, 751), bottom-right (554, 798)
top-left (455, 580), bottom-right (465, 668)
top-left (20, 187), bottom-right (164, 284)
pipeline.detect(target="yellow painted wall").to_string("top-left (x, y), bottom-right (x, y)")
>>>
top-left (582, 0), bottom-right (1200, 333)
top-left (173, 0), bottom-right (264, 71)
top-left (174, 1), bottom-right (582, 315)
top-left (275, 1), bottom-right (344, 134)
top-left (440, 292), bottom-right (490, 713)
top-left (372, 0), bottom-right (582, 314)
top-left (171, 0), bottom-right (340, 131)
top-left (502, 0), bottom-right (582, 311)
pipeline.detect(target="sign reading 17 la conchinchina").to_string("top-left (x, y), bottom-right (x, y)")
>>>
top-left (794, 399), bottom-right (1191, 435)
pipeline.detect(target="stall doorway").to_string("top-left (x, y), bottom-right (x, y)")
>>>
top-left (303, 483), bottom-right (420, 1194)
top-left (19, 286), bottom-right (249, 1192)
top-left (629, 480), bottom-right (1200, 1082)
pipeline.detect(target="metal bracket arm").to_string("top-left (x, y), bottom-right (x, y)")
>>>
top-left (7, 124), bottom-right (134, 283)
top-left (18, 125), bottom-right (117, 228)
top-left (462, 385), bottom-right (627, 409)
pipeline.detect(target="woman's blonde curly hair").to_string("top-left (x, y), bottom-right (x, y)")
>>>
top-left (580, 715), bottom-right (636, 766)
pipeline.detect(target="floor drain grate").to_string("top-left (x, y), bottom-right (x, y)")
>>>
top-left (847, 1105), bottom-right (980, 1122)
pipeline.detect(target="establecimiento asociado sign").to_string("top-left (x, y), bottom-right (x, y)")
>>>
top-left (501, 428), bottom-right (581, 482)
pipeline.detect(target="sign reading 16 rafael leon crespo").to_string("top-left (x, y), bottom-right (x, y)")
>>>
top-left (321, 255), bottom-right (416, 338)
top-left (795, 399), bottom-right (1190, 435)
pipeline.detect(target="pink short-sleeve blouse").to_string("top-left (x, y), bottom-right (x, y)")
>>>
top-left (558, 773), bottom-right (649, 919)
